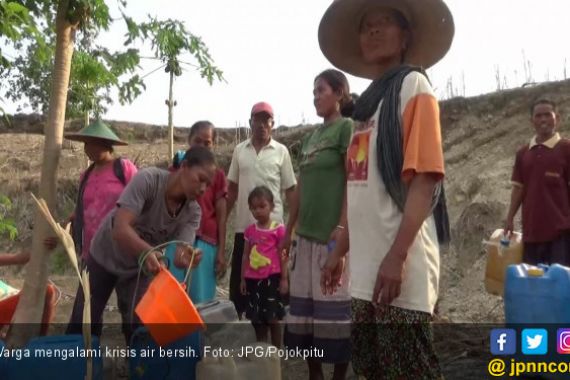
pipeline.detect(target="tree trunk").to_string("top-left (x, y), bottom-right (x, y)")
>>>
top-left (84, 110), bottom-right (90, 169)
top-left (168, 69), bottom-right (174, 160)
top-left (8, 0), bottom-right (76, 347)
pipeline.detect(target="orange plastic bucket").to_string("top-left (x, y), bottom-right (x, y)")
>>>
top-left (0, 284), bottom-right (55, 335)
top-left (135, 267), bottom-right (205, 346)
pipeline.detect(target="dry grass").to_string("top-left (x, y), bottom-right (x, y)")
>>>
top-left (0, 133), bottom-right (248, 278)
top-left (0, 137), bottom-right (151, 266)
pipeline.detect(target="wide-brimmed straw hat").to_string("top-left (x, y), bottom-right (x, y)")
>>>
top-left (64, 120), bottom-right (128, 146)
top-left (318, 0), bottom-right (454, 79)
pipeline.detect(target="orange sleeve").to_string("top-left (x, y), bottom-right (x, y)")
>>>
top-left (401, 93), bottom-right (444, 183)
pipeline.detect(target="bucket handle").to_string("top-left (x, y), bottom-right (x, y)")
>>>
top-left (482, 239), bottom-right (509, 252)
top-left (482, 240), bottom-right (501, 248)
top-left (130, 240), bottom-right (198, 326)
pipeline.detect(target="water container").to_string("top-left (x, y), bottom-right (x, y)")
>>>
top-left (6, 334), bottom-right (103, 380)
top-left (235, 342), bottom-right (281, 380)
top-left (196, 299), bottom-right (256, 351)
top-left (196, 343), bottom-right (281, 380)
top-left (484, 229), bottom-right (523, 295)
top-left (196, 356), bottom-right (238, 379)
top-left (164, 243), bottom-right (187, 283)
top-left (129, 326), bottom-right (202, 380)
top-left (197, 299), bottom-right (239, 324)
top-left (135, 267), bottom-right (205, 347)
top-left (0, 284), bottom-right (56, 335)
top-left (0, 279), bottom-right (19, 300)
top-left (505, 263), bottom-right (570, 324)
top-left (0, 339), bottom-right (6, 375)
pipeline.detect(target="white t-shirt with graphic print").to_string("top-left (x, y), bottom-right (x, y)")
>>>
top-left (347, 71), bottom-right (444, 314)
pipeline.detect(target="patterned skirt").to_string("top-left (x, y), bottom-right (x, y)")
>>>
top-left (245, 273), bottom-right (285, 325)
top-left (351, 298), bottom-right (443, 380)
top-left (284, 236), bottom-right (351, 364)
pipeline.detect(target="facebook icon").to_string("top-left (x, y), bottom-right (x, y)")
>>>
top-left (491, 329), bottom-right (517, 355)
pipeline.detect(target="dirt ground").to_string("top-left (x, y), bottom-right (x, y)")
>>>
top-left (1, 274), bottom-right (360, 379)
top-left (0, 273), bottom-right (491, 379)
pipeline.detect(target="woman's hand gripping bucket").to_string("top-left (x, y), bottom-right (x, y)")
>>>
top-left (134, 242), bottom-right (206, 346)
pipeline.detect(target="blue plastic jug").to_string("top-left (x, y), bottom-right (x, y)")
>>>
top-left (5, 334), bottom-right (103, 380)
top-left (164, 243), bottom-right (187, 283)
top-left (129, 327), bottom-right (202, 380)
top-left (505, 263), bottom-right (570, 324)
top-left (0, 339), bottom-right (6, 374)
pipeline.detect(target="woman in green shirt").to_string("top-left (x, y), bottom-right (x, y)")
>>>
top-left (283, 69), bottom-right (354, 380)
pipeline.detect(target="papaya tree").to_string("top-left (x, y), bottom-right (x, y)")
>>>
top-left (6, 0), bottom-right (92, 347)
top-left (3, 0), bottom-right (222, 347)
top-left (1, 7), bottom-right (144, 124)
top-left (0, 0), bottom-right (44, 117)
top-left (123, 16), bottom-right (224, 158)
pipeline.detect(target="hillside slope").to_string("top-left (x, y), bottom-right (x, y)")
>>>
top-left (438, 80), bottom-right (570, 321)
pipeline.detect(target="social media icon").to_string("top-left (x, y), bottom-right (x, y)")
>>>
top-left (522, 329), bottom-right (548, 355)
top-left (557, 329), bottom-right (570, 354)
top-left (490, 329), bottom-right (516, 355)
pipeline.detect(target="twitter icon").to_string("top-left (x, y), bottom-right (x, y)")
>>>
top-left (522, 329), bottom-right (548, 355)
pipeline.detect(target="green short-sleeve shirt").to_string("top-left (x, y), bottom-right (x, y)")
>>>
top-left (296, 117), bottom-right (353, 243)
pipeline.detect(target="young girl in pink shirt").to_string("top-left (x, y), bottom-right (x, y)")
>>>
top-left (240, 186), bottom-right (287, 347)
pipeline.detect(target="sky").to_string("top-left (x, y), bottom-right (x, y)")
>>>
top-left (5, 0), bottom-right (570, 128)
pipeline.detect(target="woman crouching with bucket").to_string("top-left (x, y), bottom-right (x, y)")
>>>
top-left (319, 0), bottom-right (453, 378)
top-left (66, 146), bottom-right (215, 344)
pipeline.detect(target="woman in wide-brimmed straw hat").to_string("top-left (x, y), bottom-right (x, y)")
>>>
top-left (319, 0), bottom-right (453, 378)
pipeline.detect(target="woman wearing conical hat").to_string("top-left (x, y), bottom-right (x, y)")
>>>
top-left (319, 0), bottom-right (453, 378)
top-left (64, 120), bottom-right (138, 261)
top-left (64, 120), bottom-right (137, 339)
top-left (64, 120), bottom-right (137, 338)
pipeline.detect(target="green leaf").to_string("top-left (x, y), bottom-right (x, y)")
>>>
top-left (0, 193), bottom-right (17, 241)
top-left (0, 194), bottom-right (12, 208)
top-left (0, 222), bottom-right (18, 241)
top-left (2, 1), bottom-right (222, 120)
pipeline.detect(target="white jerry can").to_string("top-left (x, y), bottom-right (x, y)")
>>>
top-left (197, 342), bottom-right (281, 380)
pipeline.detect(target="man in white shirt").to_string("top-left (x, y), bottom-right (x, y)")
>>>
top-left (227, 102), bottom-right (297, 317)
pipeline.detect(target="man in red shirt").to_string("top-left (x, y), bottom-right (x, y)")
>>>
top-left (505, 99), bottom-right (570, 265)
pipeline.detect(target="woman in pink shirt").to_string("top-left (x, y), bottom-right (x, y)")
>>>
top-left (65, 120), bottom-right (137, 261)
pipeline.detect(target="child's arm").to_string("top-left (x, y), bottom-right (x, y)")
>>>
top-left (0, 237), bottom-right (58, 266)
top-left (241, 240), bottom-right (251, 280)
top-left (240, 240), bottom-right (251, 295)
top-left (278, 227), bottom-right (289, 295)
top-left (215, 196), bottom-right (227, 275)
top-left (279, 252), bottom-right (289, 296)
top-left (280, 250), bottom-right (288, 280)
top-left (0, 252), bottom-right (30, 266)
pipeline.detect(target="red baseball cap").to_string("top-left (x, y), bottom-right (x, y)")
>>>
top-left (251, 102), bottom-right (274, 118)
